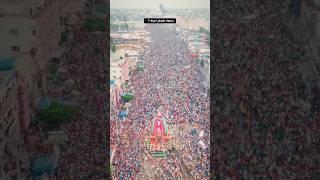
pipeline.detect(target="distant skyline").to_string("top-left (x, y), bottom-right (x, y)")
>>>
top-left (110, 0), bottom-right (209, 9)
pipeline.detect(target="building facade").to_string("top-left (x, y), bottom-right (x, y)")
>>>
top-left (0, 0), bottom-right (60, 131)
top-left (176, 16), bottom-right (209, 31)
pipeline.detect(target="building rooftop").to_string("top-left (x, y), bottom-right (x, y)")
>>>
top-left (111, 33), bottom-right (142, 40)
top-left (111, 59), bottom-right (126, 66)
top-left (111, 51), bottom-right (127, 68)
top-left (122, 34), bottom-right (140, 39)
top-left (0, 57), bottom-right (15, 71)
top-left (199, 49), bottom-right (210, 53)
top-left (111, 50), bottom-right (125, 60)
top-left (111, 33), bottom-right (122, 38)
top-left (189, 41), bottom-right (206, 46)
top-left (125, 50), bottom-right (138, 56)
top-left (110, 66), bottom-right (122, 85)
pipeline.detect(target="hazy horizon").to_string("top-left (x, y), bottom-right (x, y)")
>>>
top-left (110, 0), bottom-right (209, 9)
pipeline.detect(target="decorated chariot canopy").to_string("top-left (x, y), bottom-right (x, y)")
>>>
top-left (145, 112), bottom-right (176, 157)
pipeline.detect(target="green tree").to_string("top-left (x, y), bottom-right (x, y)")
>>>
top-left (199, 27), bottom-right (209, 35)
top-left (95, 5), bottom-right (108, 13)
top-left (124, 23), bottom-right (129, 31)
top-left (38, 102), bottom-right (77, 128)
top-left (111, 24), bottom-right (119, 31)
top-left (120, 23), bottom-right (127, 31)
top-left (121, 93), bottom-right (134, 102)
top-left (83, 17), bottom-right (105, 32)
top-left (136, 64), bottom-right (144, 71)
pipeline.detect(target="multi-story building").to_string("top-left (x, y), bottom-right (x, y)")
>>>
top-left (111, 50), bottom-right (131, 94)
top-left (0, 58), bottom-right (21, 179)
top-left (110, 65), bottom-right (123, 89)
top-left (110, 80), bottom-right (121, 109)
top-left (121, 58), bottom-right (129, 83)
top-left (124, 50), bottom-right (138, 70)
top-left (0, 0), bottom-right (60, 131)
top-left (188, 41), bottom-right (208, 55)
top-left (113, 21), bottom-right (145, 32)
top-left (199, 49), bottom-right (210, 91)
top-left (176, 16), bottom-right (209, 31)
top-left (111, 51), bottom-right (128, 83)
top-left (111, 33), bottom-right (145, 50)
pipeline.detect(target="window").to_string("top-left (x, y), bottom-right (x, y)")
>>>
top-left (32, 30), bottom-right (36, 36)
top-left (11, 45), bottom-right (20, 52)
top-left (9, 29), bottom-right (18, 35)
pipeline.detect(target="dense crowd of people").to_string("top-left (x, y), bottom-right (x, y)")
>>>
top-left (111, 24), bottom-right (210, 179)
top-left (48, 30), bottom-right (108, 179)
top-left (212, 0), bottom-right (319, 179)
top-left (19, 1), bottom-right (320, 178)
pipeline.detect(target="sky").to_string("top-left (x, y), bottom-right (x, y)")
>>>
top-left (110, 0), bottom-right (209, 9)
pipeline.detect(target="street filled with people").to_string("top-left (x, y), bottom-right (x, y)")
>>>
top-left (48, 30), bottom-right (108, 179)
top-left (213, 0), bottom-right (319, 179)
top-left (111, 24), bottom-right (210, 179)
